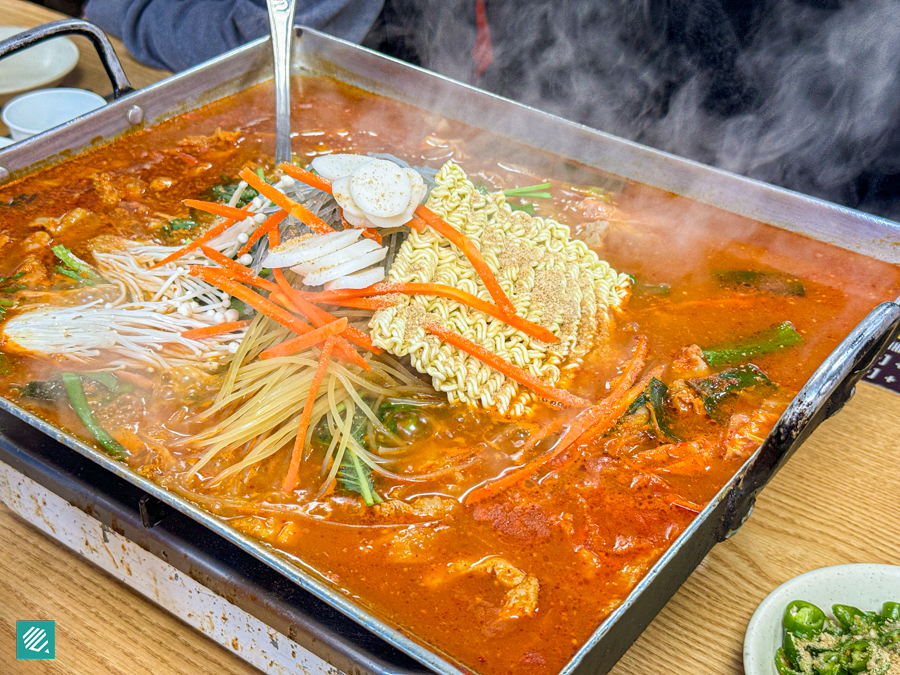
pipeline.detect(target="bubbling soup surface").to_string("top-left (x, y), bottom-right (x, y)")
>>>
top-left (0, 76), bottom-right (898, 675)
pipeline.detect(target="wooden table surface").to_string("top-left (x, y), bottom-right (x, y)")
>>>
top-left (2, 2), bottom-right (899, 673)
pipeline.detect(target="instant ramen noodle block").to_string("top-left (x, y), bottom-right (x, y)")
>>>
top-left (370, 161), bottom-right (632, 415)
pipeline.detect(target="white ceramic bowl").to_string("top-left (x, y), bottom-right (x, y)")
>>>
top-left (0, 27), bottom-right (79, 105)
top-left (1, 88), bottom-right (106, 141)
top-left (744, 564), bottom-right (900, 675)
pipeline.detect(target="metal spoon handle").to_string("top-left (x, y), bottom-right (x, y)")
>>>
top-left (266, 0), bottom-right (297, 165)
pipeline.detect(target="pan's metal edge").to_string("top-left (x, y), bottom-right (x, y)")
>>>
top-left (0, 396), bottom-right (463, 675)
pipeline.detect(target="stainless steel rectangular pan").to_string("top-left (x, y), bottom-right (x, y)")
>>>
top-left (1, 20), bottom-right (899, 675)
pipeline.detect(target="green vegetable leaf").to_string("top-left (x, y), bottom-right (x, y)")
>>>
top-left (337, 450), bottom-right (381, 506)
top-left (208, 180), bottom-right (259, 207)
top-left (163, 218), bottom-right (197, 236)
top-left (56, 266), bottom-right (91, 284)
top-left (633, 279), bottom-right (671, 297)
top-left (20, 379), bottom-right (67, 401)
top-left (61, 373), bottom-right (128, 460)
top-left (0, 193), bottom-right (37, 208)
top-left (623, 390), bottom-right (648, 417)
top-left (0, 271), bottom-right (25, 287)
top-left (702, 321), bottom-right (803, 368)
top-left (52, 245), bottom-right (106, 286)
top-left (0, 354), bottom-right (12, 376)
top-left (714, 270), bottom-right (805, 297)
top-left (229, 297), bottom-right (251, 318)
top-left (83, 371), bottom-right (132, 396)
top-left (508, 201), bottom-right (535, 215)
top-left (687, 365), bottom-right (774, 422)
top-left (647, 378), bottom-right (682, 442)
top-left (20, 371), bottom-right (131, 402)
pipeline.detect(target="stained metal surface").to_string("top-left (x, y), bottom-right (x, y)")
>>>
top-left (0, 21), bottom-right (899, 675)
top-left (0, 461), bottom-right (343, 675)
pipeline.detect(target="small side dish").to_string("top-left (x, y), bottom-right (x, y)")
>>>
top-left (0, 27), bottom-right (79, 105)
top-left (777, 600), bottom-right (900, 674)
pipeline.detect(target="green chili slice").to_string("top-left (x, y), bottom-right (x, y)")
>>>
top-left (783, 600), bottom-right (827, 639)
top-left (703, 321), bottom-right (803, 367)
top-left (775, 648), bottom-right (803, 675)
top-left (833, 604), bottom-right (882, 633)
top-left (881, 628), bottom-right (900, 647)
top-left (882, 602), bottom-right (900, 622)
top-left (840, 639), bottom-right (874, 672)
top-left (782, 632), bottom-right (804, 667)
top-left (816, 651), bottom-right (850, 675)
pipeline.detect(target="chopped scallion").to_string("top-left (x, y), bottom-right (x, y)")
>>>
top-left (61, 372), bottom-right (127, 460)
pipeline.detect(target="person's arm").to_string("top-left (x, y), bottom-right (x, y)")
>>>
top-left (84, 0), bottom-right (383, 71)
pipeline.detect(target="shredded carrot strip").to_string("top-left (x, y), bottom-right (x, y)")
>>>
top-left (270, 281), bottom-right (371, 372)
top-left (191, 267), bottom-right (315, 337)
top-left (577, 366), bottom-right (663, 446)
top-left (408, 215), bottom-right (426, 232)
top-left (337, 212), bottom-right (382, 244)
top-left (267, 219), bottom-right (281, 247)
top-left (282, 336), bottom-right (336, 493)
top-left (279, 163), bottom-right (333, 194)
top-left (238, 168), bottom-right (334, 235)
top-left (415, 205), bottom-right (516, 317)
top-left (360, 227), bottom-right (382, 244)
top-left (183, 199), bottom-right (251, 222)
top-left (464, 337), bottom-right (649, 505)
top-left (319, 297), bottom-right (394, 311)
top-left (237, 210), bottom-right (288, 257)
top-left (198, 278), bottom-right (365, 371)
top-left (181, 320), bottom-right (252, 339)
top-left (260, 318), bottom-right (348, 360)
top-left (531, 369), bottom-right (662, 482)
top-left (152, 204), bottom-right (251, 268)
top-left (273, 270), bottom-right (382, 355)
top-left (199, 246), bottom-right (279, 293)
top-left (333, 326), bottom-right (379, 357)
top-left (309, 282), bottom-right (557, 343)
top-left (424, 322), bottom-right (588, 409)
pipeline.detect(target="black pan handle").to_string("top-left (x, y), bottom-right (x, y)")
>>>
top-left (0, 19), bottom-right (133, 99)
top-left (717, 297), bottom-right (900, 540)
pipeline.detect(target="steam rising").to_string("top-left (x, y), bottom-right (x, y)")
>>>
top-left (382, 0), bottom-right (900, 219)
